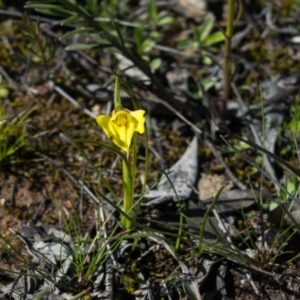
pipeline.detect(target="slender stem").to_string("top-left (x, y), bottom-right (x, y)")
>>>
top-left (223, 0), bottom-right (235, 102)
top-left (122, 157), bottom-right (133, 229)
top-left (114, 72), bottom-right (122, 108)
top-left (131, 134), bottom-right (137, 181)
top-left (142, 119), bottom-right (149, 194)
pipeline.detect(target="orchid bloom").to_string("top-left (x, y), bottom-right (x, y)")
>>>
top-left (97, 108), bottom-right (145, 152)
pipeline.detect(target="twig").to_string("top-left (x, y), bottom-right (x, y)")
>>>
top-left (0, 65), bottom-right (18, 91)
top-left (222, 0), bottom-right (235, 102)
top-left (146, 93), bottom-right (202, 135)
top-left (48, 81), bottom-right (96, 119)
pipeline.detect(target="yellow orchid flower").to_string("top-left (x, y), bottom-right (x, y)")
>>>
top-left (97, 108), bottom-right (145, 152)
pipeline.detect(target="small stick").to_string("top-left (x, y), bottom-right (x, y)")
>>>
top-left (222, 0), bottom-right (235, 103)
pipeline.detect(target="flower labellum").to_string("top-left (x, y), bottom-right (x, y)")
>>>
top-left (97, 108), bottom-right (145, 152)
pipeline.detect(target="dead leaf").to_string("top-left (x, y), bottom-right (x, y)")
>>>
top-left (198, 173), bottom-right (233, 201)
top-left (144, 136), bottom-right (198, 205)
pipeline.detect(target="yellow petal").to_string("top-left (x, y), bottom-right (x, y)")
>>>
top-left (111, 110), bottom-right (127, 124)
top-left (96, 109), bottom-right (145, 152)
top-left (96, 115), bottom-right (113, 138)
top-left (109, 111), bottom-right (135, 152)
top-left (109, 122), bottom-right (132, 152)
top-left (130, 110), bottom-right (145, 134)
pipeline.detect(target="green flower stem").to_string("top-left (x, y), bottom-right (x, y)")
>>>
top-left (131, 133), bottom-right (137, 189)
top-left (222, 0), bottom-right (234, 102)
top-left (114, 73), bottom-right (122, 108)
top-left (142, 118), bottom-right (149, 194)
top-left (122, 156), bottom-right (134, 229)
top-left (131, 132), bottom-right (140, 224)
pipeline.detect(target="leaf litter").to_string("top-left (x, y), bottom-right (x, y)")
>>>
top-left (1, 1), bottom-right (300, 299)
